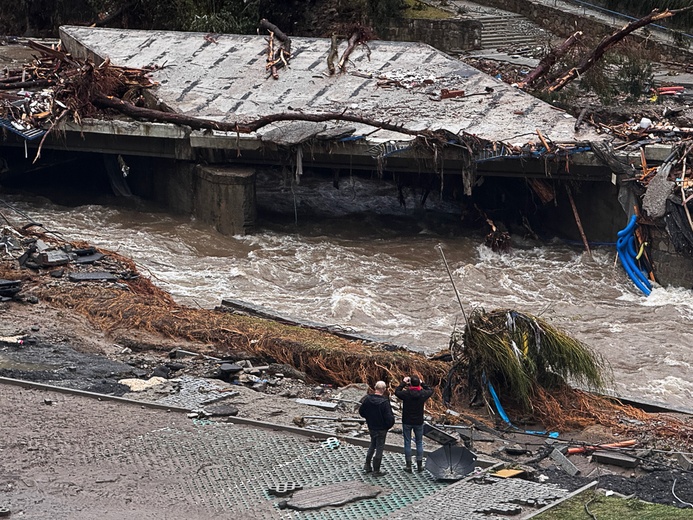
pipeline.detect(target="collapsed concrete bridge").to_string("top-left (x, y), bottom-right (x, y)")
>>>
top-left (1, 26), bottom-right (690, 286)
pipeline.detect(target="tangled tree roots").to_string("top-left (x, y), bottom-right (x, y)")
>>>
top-left (30, 251), bottom-right (450, 404)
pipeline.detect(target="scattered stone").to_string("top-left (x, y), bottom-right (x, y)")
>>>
top-left (150, 365), bottom-right (171, 379)
top-left (205, 404), bottom-right (239, 417)
top-left (49, 269), bottom-right (64, 278)
top-left (504, 445), bottom-right (529, 456)
top-left (251, 382), bottom-right (268, 392)
top-left (477, 504), bottom-right (522, 515)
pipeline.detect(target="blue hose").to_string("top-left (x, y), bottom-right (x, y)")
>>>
top-left (616, 215), bottom-right (651, 296)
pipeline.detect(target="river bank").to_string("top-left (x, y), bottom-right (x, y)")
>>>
top-left (2, 223), bottom-right (693, 514)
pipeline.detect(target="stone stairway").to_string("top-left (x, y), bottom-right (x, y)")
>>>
top-left (477, 13), bottom-right (547, 49)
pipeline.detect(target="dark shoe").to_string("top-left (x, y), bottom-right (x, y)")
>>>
top-left (404, 460), bottom-right (412, 473)
top-left (364, 461), bottom-right (373, 473)
top-left (373, 470), bottom-right (387, 477)
top-left (372, 457), bottom-right (386, 476)
top-left (417, 460), bottom-right (424, 472)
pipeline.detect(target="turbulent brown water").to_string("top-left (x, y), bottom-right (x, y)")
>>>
top-left (3, 192), bottom-right (692, 411)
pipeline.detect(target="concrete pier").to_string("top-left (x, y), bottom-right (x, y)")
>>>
top-left (195, 165), bottom-right (256, 235)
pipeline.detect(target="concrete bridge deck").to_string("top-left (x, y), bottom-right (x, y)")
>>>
top-left (45, 25), bottom-right (632, 182)
top-left (60, 25), bottom-right (599, 144)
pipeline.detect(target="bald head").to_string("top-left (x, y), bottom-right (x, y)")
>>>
top-left (374, 381), bottom-right (387, 395)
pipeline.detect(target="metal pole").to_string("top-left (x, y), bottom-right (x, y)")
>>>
top-left (436, 244), bottom-right (467, 324)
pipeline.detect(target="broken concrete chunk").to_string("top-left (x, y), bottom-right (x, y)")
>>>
top-left (118, 376), bottom-right (168, 391)
top-left (642, 162), bottom-right (674, 219)
top-left (550, 448), bottom-right (580, 476)
top-left (268, 482), bottom-right (303, 497)
top-left (295, 398), bottom-right (338, 410)
top-left (592, 451), bottom-right (639, 468)
top-left (286, 481), bottom-right (382, 511)
top-left (37, 250), bottom-right (70, 267)
top-left (677, 452), bottom-right (693, 471)
top-left (72, 252), bottom-right (105, 264)
top-left (68, 271), bottom-right (117, 282)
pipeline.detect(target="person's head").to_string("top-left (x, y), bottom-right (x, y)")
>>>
top-left (374, 380), bottom-right (387, 395)
top-left (410, 376), bottom-right (420, 387)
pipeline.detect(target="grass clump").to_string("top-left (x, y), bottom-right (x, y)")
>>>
top-left (402, 0), bottom-right (452, 19)
top-left (536, 493), bottom-right (693, 520)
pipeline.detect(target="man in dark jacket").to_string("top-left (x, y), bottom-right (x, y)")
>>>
top-left (395, 375), bottom-right (434, 472)
top-left (358, 380), bottom-right (395, 476)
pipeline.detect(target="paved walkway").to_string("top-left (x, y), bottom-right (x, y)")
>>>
top-left (0, 381), bottom-right (570, 519)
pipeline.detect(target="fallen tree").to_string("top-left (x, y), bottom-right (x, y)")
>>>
top-left (517, 31), bottom-right (582, 89)
top-left (548, 7), bottom-right (693, 92)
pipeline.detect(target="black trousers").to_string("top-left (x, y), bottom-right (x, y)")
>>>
top-left (365, 429), bottom-right (388, 461)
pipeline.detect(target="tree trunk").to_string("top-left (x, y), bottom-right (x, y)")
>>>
top-left (548, 8), bottom-right (690, 92)
top-left (518, 31), bottom-right (582, 89)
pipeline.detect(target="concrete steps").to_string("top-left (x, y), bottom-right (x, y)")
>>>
top-left (478, 14), bottom-right (544, 49)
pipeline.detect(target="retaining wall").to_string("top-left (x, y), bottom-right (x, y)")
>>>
top-left (382, 18), bottom-right (482, 53)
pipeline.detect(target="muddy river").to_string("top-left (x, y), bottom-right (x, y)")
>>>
top-left (2, 189), bottom-right (692, 410)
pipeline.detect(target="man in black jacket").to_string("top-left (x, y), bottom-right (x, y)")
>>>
top-left (358, 380), bottom-right (395, 476)
top-left (395, 375), bottom-right (434, 472)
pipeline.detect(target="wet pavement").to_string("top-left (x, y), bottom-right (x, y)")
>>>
top-left (0, 381), bottom-right (574, 520)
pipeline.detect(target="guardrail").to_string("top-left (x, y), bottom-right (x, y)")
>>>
top-left (557, 0), bottom-right (693, 45)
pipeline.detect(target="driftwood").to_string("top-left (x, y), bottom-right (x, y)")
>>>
top-left (327, 33), bottom-right (339, 75)
top-left (260, 19), bottom-right (291, 79)
top-left (566, 184), bottom-right (592, 258)
top-left (338, 27), bottom-right (372, 72)
top-left (94, 93), bottom-right (429, 137)
top-left (518, 31), bottom-right (582, 89)
top-left (548, 7), bottom-right (692, 92)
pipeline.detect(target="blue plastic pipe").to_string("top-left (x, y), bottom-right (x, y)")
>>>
top-left (616, 215), bottom-right (651, 296)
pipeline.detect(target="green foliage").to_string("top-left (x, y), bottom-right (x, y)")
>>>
top-left (85, 0), bottom-right (259, 33)
top-left (614, 53), bottom-right (654, 101)
top-left (367, 0), bottom-right (407, 34)
top-left (457, 308), bottom-right (608, 410)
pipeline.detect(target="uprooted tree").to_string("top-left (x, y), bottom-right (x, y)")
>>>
top-left (534, 7), bottom-right (693, 93)
top-left (446, 308), bottom-right (610, 428)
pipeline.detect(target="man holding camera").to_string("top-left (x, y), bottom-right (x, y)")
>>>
top-left (395, 375), bottom-right (434, 473)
